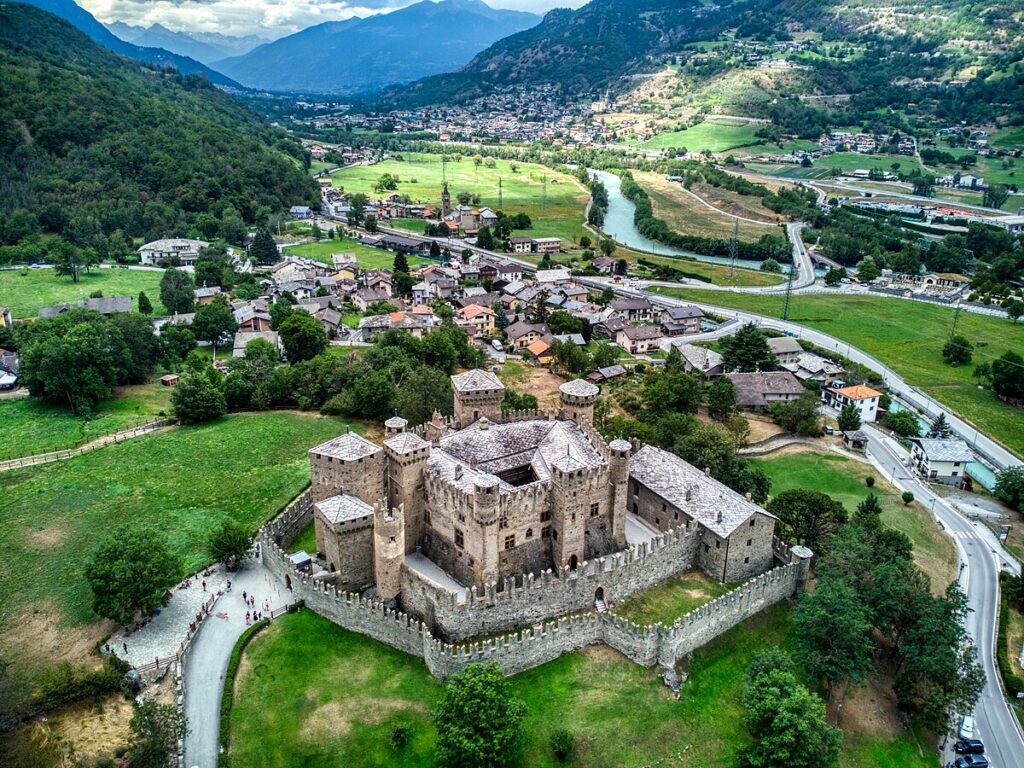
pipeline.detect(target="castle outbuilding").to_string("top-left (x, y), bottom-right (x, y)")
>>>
top-left (309, 371), bottom-right (778, 623)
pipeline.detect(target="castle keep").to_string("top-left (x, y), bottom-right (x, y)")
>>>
top-left (306, 370), bottom-right (778, 639)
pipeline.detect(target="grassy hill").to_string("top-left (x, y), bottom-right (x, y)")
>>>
top-left (0, 4), bottom-right (317, 256)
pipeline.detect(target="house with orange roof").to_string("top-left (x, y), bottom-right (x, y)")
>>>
top-left (525, 338), bottom-right (552, 364)
top-left (456, 304), bottom-right (496, 337)
top-left (823, 383), bottom-right (882, 422)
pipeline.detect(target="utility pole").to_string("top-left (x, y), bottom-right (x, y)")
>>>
top-left (781, 258), bottom-right (795, 321)
top-left (950, 301), bottom-right (963, 340)
top-left (542, 173), bottom-right (547, 210)
top-left (727, 220), bottom-right (738, 285)
top-left (498, 177), bottom-right (503, 209)
top-left (442, 153), bottom-right (447, 184)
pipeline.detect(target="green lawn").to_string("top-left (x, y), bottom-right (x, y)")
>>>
top-left (0, 380), bottom-right (172, 461)
top-left (756, 451), bottom-right (958, 589)
top-left (649, 289), bottom-right (1024, 459)
top-left (0, 267), bottom-right (167, 319)
top-left (282, 237), bottom-right (428, 270)
top-left (330, 153), bottom-right (588, 244)
top-left (227, 604), bottom-right (936, 768)
top-left (0, 412), bottom-right (359, 635)
top-left (639, 120), bottom-right (763, 152)
top-left (813, 153), bottom-right (921, 175)
top-left (291, 521), bottom-right (318, 555)
top-left (611, 570), bottom-right (737, 626)
top-left (616, 245), bottom-right (785, 288)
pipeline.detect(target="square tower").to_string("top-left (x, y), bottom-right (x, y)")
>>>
top-left (451, 369), bottom-right (505, 428)
top-left (309, 431), bottom-right (386, 505)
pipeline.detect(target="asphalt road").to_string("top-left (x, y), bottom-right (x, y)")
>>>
top-left (859, 423), bottom-right (1024, 767)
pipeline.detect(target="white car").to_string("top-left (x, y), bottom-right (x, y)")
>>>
top-left (958, 714), bottom-right (975, 740)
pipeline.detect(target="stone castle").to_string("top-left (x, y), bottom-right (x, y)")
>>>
top-left (304, 370), bottom-right (779, 640)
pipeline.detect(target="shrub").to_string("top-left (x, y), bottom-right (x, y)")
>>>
top-left (550, 729), bottom-right (575, 761)
top-left (219, 620), bottom-right (270, 756)
top-left (865, 476), bottom-right (875, 488)
top-left (33, 659), bottom-right (123, 711)
top-left (389, 723), bottom-right (412, 750)
top-left (902, 491), bottom-right (915, 505)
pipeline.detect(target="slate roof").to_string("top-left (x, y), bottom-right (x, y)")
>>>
top-left (630, 445), bottom-right (775, 537)
top-left (310, 431), bottom-right (382, 461)
top-left (662, 304), bottom-right (703, 320)
top-left (384, 431), bottom-right (430, 455)
top-left (428, 418), bottom-right (604, 491)
top-left (451, 369), bottom-right (504, 393)
top-left (560, 379), bottom-right (599, 397)
top-left (315, 493), bottom-right (374, 524)
top-left (726, 372), bottom-right (804, 407)
top-left (914, 438), bottom-right (974, 463)
top-left (671, 343), bottom-right (723, 371)
top-left (767, 336), bottom-right (803, 355)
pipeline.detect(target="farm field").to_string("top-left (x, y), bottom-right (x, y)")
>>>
top-left (330, 153), bottom-right (588, 244)
top-left (638, 119), bottom-right (763, 153)
top-left (0, 380), bottom-right (172, 461)
top-left (756, 451), bottom-right (958, 589)
top-left (0, 267), bottom-right (166, 319)
top-left (648, 289), bottom-right (1024, 459)
top-left (634, 172), bottom-right (779, 242)
top-left (618, 245), bottom-right (785, 287)
top-left (226, 604), bottom-right (934, 768)
top-left (812, 152), bottom-right (921, 175)
top-left (0, 411), bottom-right (359, 671)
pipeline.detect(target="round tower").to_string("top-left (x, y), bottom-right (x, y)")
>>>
top-left (607, 438), bottom-right (633, 548)
top-left (374, 501), bottom-right (405, 601)
top-left (559, 379), bottom-right (599, 425)
top-left (471, 473), bottom-right (500, 526)
top-left (473, 473), bottom-right (501, 585)
top-left (384, 415), bottom-right (408, 438)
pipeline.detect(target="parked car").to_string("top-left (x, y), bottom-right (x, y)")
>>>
top-left (959, 714), bottom-right (976, 740)
top-left (954, 755), bottom-right (988, 768)
top-left (491, 339), bottom-right (503, 352)
top-left (954, 739), bottom-right (985, 755)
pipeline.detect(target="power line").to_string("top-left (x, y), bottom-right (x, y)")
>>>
top-left (727, 219), bottom-right (738, 285)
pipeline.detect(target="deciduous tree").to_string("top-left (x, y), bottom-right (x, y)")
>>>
top-left (434, 663), bottom-right (526, 768)
top-left (85, 527), bottom-right (181, 624)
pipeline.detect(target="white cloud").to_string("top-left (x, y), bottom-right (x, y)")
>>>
top-left (79, 0), bottom-right (588, 37)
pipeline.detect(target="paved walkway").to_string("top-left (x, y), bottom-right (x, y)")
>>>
top-left (182, 558), bottom-right (291, 768)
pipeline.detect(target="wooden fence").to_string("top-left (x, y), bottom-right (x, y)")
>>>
top-left (0, 418), bottom-right (169, 472)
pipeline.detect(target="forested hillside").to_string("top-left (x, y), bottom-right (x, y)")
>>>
top-left (0, 4), bottom-right (318, 261)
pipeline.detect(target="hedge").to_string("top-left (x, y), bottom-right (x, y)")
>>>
top-left (997, 573), bottom-right (1024, 698)
top-left (218, 618), bottom-right (271, 765)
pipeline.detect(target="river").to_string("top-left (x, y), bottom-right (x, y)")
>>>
top-left (588, 169), bottom-right (774, 272)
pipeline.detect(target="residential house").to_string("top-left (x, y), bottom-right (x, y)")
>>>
top-left (456, 304), bottom-right (497, 338)
top-left (533, 237), bottom-right (562, 254)
top-left (363, 270), bottom-right (393, 298)
top-left (663, 342), bottom-right (723, 379)
top-left (909, 438), bottom-right (974, 486)
top-left (616, 325), bottom-right (663, 354)
top-left (591, 257), bottom-right (617, 275)
top-left (508, 237), bottom-right (535, 254)
top-left (194, 286), bottom-right (223, 306)
top-left (587, 364), bottom-right (627, 383)
top-left (412, 281), bottom-right (431, 306)
top-left (290, 206), bottom-right (314, 219)
top-left (610, 298), bottom-right (655, 323)
top-left (380, 234), bottom-right (429, 255)
top-left (138, 238), bottom-right (208, 267)
top-left (781, 353), bottom-right (845, 384)
top-left (358, 311), bottom-right (438, 342)
top-left (766, 336), bottom-right (803, 366)
top-left (332, 253), bottom-right (358, 271)
top-left (535, 268), bottom-right (572, 286)
top-left (553, 333), bottom-right (586, 346)
top-left (234, 303), bottom-right (272, 333)
top-left (39, 296), bottom-right (133, 318)
top-left (352, 287), bottom-right (392, 312)
top-left (525, 338), bottom-right (553, 363)
top-left (0, 348), bottom-right (19, 390)
top-left (232, 330), bottom-right (281, 359)
top-left (727, 372), bottom-right (805, 410)
top-left (660, 305), bottom-right (704, 336)
top-left (593, 316), bottom-right (627, 340)
top-left (823, 384), bottom-right (882, 423)
top-left (504, 320), bottom-right (550, 351)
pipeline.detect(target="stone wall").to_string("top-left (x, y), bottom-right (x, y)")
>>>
top-left (260, 495), bottom-right (811, 681)
top-left (401, 525), bottom-right (702, 641)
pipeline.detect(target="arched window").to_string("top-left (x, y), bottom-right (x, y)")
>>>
top-left (526, 528), bottom-right (534, 539)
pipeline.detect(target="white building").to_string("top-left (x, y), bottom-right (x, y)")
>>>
top-left (824, 384), bottom-right (882, 423)
top-left (909, 438), bottom-right (974, 486)
top-left (138, 238), bottom-right (209, 267)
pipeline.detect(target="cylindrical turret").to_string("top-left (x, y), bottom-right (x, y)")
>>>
top-left (374, 501), bottom-right (405, 601)
top-left (472, 473), bottom-right (500, 526)
top-left (385, 415), bottom-right (408, 438)
top-left (607, 438), bottom-right (632, 547)
top-left (559, 379), bottom-right (600, 425)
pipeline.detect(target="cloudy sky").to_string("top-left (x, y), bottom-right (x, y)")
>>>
top-left (79, 0), bottom-right (588, 38)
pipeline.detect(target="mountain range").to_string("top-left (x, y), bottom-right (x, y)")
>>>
top-left (213, 0), bottom-right (540, 94)
top-left (106, 21), bottom-right (271, 66)
top-left (0, 3), bottom-right (316, 248)
top-left (15, 0), bottom-right (243, 87)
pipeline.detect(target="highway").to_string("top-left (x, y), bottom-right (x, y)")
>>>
top-left (858, 422), bottom-right (1023, 767)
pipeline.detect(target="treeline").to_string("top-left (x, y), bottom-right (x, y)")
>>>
top-left (618, 171), bottom-right (790, 262)
top-left (0, 5), bottom-right (318, 257)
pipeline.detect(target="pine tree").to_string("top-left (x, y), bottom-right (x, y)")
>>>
top-left (393, 250), bottom-right (410, 275)
top-left (250, 228), bottom-right (279, 266)
top-left (137, 291), bottom-right (153, 316)
top-left (927, 412), bottom-right (953, 439)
